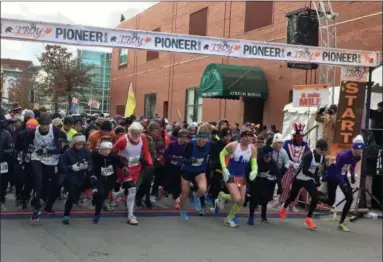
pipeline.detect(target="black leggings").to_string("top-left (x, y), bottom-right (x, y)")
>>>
top-left (92, 176), bottom-right (115, 215)
top-left (166, 164), bottom-right (181, 199)
top-left (0, 166), bottom-right (10, 203)
top-left (327, 179), bottom-right (354, 224)
top-left (284, 178), bottom-right (318, 218)
top-left (208, 170), bottom-right (225, 203)
top-left (31, 161), bottom-right (60, 211)
top-left (151, 165), bottom-right (166, 197)
top-left (136, 167), bottom-right (154, 202)
top-left (20, 163), bottom-right (34, 203)
top-left (63, 180), bottom-right (84, 216)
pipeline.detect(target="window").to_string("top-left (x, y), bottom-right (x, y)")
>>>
top-left (147, 28), bottom-right (160, 61)
top-left (144, 93), bottom-right (156, 118)
top-left (119, 49), bottom-right (128, 66)
top-left (244, 1), bottom-right (273, 32)
top-left (189, 7), bottom-right (208, 36)
top-left (185, 88), bottom-right (202, 123)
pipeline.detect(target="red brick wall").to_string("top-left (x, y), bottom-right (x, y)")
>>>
top-left (110, 1), bottom-right (382, 129)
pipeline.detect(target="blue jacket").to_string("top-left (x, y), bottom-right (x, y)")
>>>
top-left (59, 147), bottom-right (92, 186)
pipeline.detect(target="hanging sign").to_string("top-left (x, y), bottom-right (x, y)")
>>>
top-left (0, 18), bottom-right (380, 67)
top-left (292, 84), bottom-right (329, 107)
top-left (88, 99), bottom-right (101, 109)
top-left (341, 66), bottom-right (369, 82)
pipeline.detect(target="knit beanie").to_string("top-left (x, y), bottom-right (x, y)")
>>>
top-left (100, 120), bottom-right (112, 132)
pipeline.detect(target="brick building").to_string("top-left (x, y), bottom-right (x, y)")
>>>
top-left (110, 1), bottom-right (382, 128)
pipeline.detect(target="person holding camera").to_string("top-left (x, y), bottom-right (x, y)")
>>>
top-left (58, 133), bottom-right (92, 225)
top-left (315, 104), bottom-right (337, 152)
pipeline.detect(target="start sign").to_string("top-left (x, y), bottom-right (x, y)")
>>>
top-left (292, 84), bottom-right (329, 107)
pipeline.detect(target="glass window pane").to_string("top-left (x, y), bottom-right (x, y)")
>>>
top-left (186, 105), bottom-right (195, 123)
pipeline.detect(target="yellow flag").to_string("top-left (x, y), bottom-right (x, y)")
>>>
top-left (124, 82), bottom-right (136, 117)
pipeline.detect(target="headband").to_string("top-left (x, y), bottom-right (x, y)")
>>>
top-left (197, 133), bottom-right (209, 138)
top-left (100, 141), bottom-right (113, 149)
top-left (72, 135), bottom-right (86, 144)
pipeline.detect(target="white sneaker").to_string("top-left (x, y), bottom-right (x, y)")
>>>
top-left (215, 198), bottom-right (225, 210)
top-left (127, 216), bottom-right (138, 225)
top-left (289, 206), bottom-right (299, 212)
top-left (224, 218), bottom-right (239, 228)
top-left (149, 196), bottom-right (156, 203)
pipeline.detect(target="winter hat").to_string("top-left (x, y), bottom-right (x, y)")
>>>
top-left (178, 129), bottom-right (189, 138)
top-left (148, 121), bottom-right (160, 132)
top-left (115, 126), bottom-right (125, 134)
top-left (316, 139), bottom-right (328, 151)
top-left (262, 145), bottom-right (273, 157)
top-left (272, 133), bottom-right (284, 144)
top-left (292, 122), bottom-right (305, 135)
top-left (11, 103), bottom-right (22, 112)
top-left (38, 113), bottom-right (52, 125)
top-left (52, 118), bottom-right (63, 127)
top-left (220, 127), bottom-right (232, 138)
top-left (187, 124), bottom-right (197, 133)
top-left (100, 120), bottom-right (113, 132)
top-left (63, 116), bottom-right (74, 126)
top-left (24, 110), bottom-right (35, 120)
top-left (352, 135), bottom-right (365, 149)
top-left (26, 118), bottom-right (39, 129)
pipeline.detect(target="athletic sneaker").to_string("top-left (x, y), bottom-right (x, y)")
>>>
top-left (304, 218), bottom-right (317, 230)
top-left (199, 208), bottom-right (206, 216)
top-left (102, 202), bottom-right (113, 211)
top-left (289, 206), bottom-right (299, 212)
top-left (214, 198), bottom-right (225, 215)
top-left (261, 218), bottom-right (269, 224)
top-left (93, 214), bottom-right (101, 224)
top-left (247, 215), bottom-right (255, 226)
top-left (180, 210), bottom-right (189, 221)
top-left (193, 195), bottom-right (202, 211)
top-left (62, 216), bottom-right (70, 225)
top-left (280, 206), bottom-right (286, 220)
top-left (224, 217), bottom-right (239, 228)
top-left (31, 210), bottom-right (40, 222)
top-left (127, 216), bottom-right (138, 225)
top-left (338, 223), bottom-right (350, 232)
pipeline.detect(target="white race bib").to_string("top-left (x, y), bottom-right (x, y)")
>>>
top-left (191, 158), bottom-right (204, 167)
top-left (128, 157), bottom-right (140, 167)
top-left (0, 162), bottom-right (8, 174)
top-left (101, 165), bottom-right (114, 176)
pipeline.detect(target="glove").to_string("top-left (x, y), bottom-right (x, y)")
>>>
top-left (72, 163), bottom-right (81, 172)
top-left (222, 168), bottom-right (230, 182)
top-left (293, 162), bottom-right (300, 170)
top-left (350, 174), bottom-right (356, 184)
top-left (249, 171), bottom-right (257, 181)
top-left (79, 162), bottom-right (88, 170)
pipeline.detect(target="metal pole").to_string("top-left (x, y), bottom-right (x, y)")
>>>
top-left (358, 66), bottom-right (374, 208)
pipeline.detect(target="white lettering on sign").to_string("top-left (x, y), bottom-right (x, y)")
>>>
top-left (292, 85), bottom-right (329, 108)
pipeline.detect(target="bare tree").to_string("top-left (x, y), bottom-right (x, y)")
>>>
top-left (35, 45), bottom-right (94, 112)
top-left (7, 73), bottom-right (34, 109)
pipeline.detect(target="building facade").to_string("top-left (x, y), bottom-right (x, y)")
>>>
top-left (76, 49), bottom-right (112, 114)
top-left (110, 1), bottom-right (382, 128)
top-left (1, 58), bottom-right (39, 110)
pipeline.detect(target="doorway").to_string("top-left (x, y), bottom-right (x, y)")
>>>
top-left (243, 98), bottom-right (264, 124)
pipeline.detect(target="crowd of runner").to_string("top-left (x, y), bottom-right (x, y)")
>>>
top-left (0, 103), bottom-right (364, 232)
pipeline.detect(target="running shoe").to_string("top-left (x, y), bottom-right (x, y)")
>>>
top-left (338, 223), bottom-right (350, 232)
top-left (289, 206), bottom-right (300, 212)
top-left (198, 208), bottom-right (206, 216)
top-left (304, 218), bottom-right (317, 230)
top-left (127, 216), bottom-right (138, 225)
top-left (232, 217), bottom-right (240, 226)
top-left (62, 216), bottom-right (70, 225)
top-left (280, 206), bottom-right (286, 220)
top-left (180, 210), bottom-right (189, 221)
top-left (224, 217), bottom-right (239, 228)
top-left (213, 198), bottom-right (225, 215)
top-left (193, 195), bottom-right (202, 211)
top-left (102, 202), bottom-right (113, 211)
top-left (174, 198), bottom-right (180, 209)
top-left (261, 218), bottom-right (270, 224)
top-left (93, 214), bottom-right (101, 224)
top-left (247, 215), bottom-right (255, 226)
top-left (31, 210), bottom-right (40, 222)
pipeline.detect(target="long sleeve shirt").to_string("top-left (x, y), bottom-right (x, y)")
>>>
top-left (164, 140), bottom-right (186, 166)
top-left (326, 149), bottom-right (361, 185)
top-left (272, 148), bottom-right (290, 171)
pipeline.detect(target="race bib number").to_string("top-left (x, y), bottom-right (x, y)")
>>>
top-left (191, 158), bottom-right (204, 167)
top-left (128, 157), bottom-right (140, 167)
top-left (101, 165), bottom-right (114, 176)
top-left (41, 152), bottom-right (52, 160)
top-left (0, 162), bottom-right (8, 174)
top-left (170, 156), bottom-right (182, 166)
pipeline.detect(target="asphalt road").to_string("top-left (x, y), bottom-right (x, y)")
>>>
top-left (1, 215), bottom-right (382, 262)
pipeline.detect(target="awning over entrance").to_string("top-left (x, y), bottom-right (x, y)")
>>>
top-left (198, 63), bottom-right (268, 100)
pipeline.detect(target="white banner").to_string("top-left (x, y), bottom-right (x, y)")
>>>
top-left (340, 66), bottom-right (369, 82)
top-left (1, 18), bottom-right (380, 67)
top-left (88, 99), bottom-right (101, 109)
top-left (292, 84), bottom-right (329, 107)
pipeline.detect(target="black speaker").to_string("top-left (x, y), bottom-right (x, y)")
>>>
top-left (286, 8), bottom-right (319, 70)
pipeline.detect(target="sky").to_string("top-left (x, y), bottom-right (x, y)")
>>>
top-left (1, 2), bottom-right (157, 64)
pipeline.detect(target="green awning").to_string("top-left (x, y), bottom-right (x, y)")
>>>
top-left (198, 64), bottom-right (268, 100)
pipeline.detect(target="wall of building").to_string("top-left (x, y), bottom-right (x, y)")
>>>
top-left (110, 1), bottom-right (382, 128)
